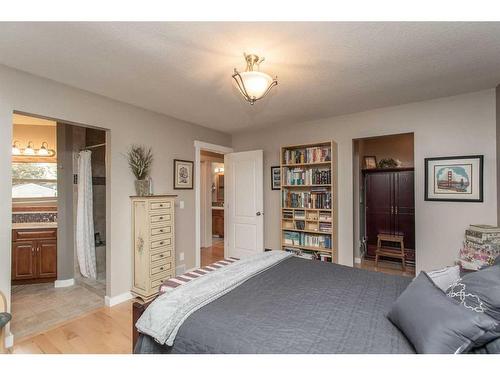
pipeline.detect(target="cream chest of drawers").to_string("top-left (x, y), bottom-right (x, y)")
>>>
top-left (131, 195), bottom-right (176, 302)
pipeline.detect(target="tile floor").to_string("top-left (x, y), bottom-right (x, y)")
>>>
top-left (11, 276), bottom-right (105, 340)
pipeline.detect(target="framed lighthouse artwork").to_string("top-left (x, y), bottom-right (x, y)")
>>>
top-left (424, 155), bottom-right (483, 202)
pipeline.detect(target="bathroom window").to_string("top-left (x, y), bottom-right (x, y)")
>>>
top-left (12, 162), bottom-right (57, 198)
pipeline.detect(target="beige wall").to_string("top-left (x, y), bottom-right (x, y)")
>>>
top-left (357, 133), bottom-right (414, 168)
top-left (0, 64), bottom-right (231, 334)
top-left (232, 89), bottom-right (497, 273)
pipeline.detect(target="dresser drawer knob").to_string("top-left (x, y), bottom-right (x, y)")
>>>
top-left (159, 229), bottom-right (164, 233)
top-left (159, 216), bottom-right (164, 220)
top-left (160, 267), bottom-right (164, 270)
top-left (160, 241), bottom-right (164, 245)
top-left (159, 204), bottom-right (164, 207)
top-left (160, 254), bottom-right (164, 258)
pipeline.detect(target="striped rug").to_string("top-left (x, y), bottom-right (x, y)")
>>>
top-left (159, 257), bottom-right (240, 295)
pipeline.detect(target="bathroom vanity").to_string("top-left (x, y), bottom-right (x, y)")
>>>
top-left (11, 223), bottom-right (57, 284)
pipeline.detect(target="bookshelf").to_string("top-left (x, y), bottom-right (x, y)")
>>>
top-left (280, 141), bottom-right (338, 263)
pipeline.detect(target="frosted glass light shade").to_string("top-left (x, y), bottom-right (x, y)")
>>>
top-left (238, 71), bottom-right (274, 100)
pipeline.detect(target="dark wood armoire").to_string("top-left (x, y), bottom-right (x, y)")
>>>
top-left (363, 168), bottom-right (415, 265)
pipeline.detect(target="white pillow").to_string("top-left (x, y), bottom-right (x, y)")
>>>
top-left (426, 265), bottom-right (460, 292)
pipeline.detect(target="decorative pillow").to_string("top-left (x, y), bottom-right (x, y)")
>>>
top-left (387, 272), bottom-right (500, 354)
top-left (494, 255), bottom-right (500, 266)
top-left (446, 264), bottom-right (500, 321)
top-left (426, 265), bottom-right (460, 291)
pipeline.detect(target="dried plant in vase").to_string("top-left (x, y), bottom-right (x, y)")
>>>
top-left (126, 145), bottom-right (153, 196)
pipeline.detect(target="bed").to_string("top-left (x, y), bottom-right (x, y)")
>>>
top-left (133, 253), bottom-right (415, 354)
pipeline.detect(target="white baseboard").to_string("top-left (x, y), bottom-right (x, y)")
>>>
top-left (54, 278), bottom-right (75, 288)
top-left (5, 332), bottom-right (14, 348)
top-left (354, 257), bottom-right (362, 264)
top-left (105, 291), bottom-right (132, 307)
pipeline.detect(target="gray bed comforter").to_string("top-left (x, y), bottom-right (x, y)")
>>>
top-left (135, 257), bottom-right (415, 354)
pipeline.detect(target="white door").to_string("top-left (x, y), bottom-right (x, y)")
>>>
top-left (224, 150), bottom-right (264, 259)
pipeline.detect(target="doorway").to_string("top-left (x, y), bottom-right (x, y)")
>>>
top-left (200, 150), bottom-right (225, 267)
top-left (352, 133), bottom-right (415, 277)
top-left (10, 112), bottom-right (110, 341)
top-left (194, 141), bottom-right (233, 269)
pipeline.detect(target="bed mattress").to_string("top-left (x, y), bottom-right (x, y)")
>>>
top-left (135, 257), bottom-right (414, 354)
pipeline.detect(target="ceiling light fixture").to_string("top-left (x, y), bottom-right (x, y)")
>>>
top-left (232, 53), bottom-right (278, 105)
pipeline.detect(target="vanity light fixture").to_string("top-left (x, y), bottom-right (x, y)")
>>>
top-left (12, 140), bottom-right (21, 155)
top-left (37, 141), bottom-right (51, 156)
top-left (232, 53), bottom-right (278, 105)
top-left (11, 140), bottom-right (56, 157)
top-left (23, 141), bottom-right (35, 155)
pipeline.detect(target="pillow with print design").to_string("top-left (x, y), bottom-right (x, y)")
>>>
top-left (446, 264), bottom-right (500, 321)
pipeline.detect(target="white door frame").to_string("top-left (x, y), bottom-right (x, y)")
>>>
top-left (194, 141), bottom-right (233, 269)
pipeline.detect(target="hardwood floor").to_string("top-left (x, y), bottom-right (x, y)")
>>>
top-left (355, 258), bottom-right (415, 277)
top-left (201, 237), bottom-right (224, 267)
top-left (10, 301), bottom-right (132, 354)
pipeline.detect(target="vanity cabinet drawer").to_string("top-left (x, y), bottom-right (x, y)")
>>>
top-left (13, 228), bottom-right (57, 241)
top-left (151, 250), bottom-right (171, 263)
top-left (150, 201), bottom-right (171, 210)
top-left (151, 262), bottom-right (172, 276)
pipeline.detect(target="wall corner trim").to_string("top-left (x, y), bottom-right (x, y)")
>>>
top-left (105, 292), bottom-right (132, 307)
top-left (54, 278), bottom-right (75, 288)
top-left (5, 332), bottom-right (14, 348)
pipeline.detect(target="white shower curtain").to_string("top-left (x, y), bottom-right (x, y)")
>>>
top-left (76, 150), bottom-right (97, 279)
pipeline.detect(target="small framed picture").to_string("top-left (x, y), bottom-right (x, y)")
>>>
top-left (173, 159), bottom-right (193, 189)
top-left (425, 155), bottom-right (483, 202)
top-left (363, 156), bottom-right (378, 169)
top-left (271, 166), bottom-right (281, 190)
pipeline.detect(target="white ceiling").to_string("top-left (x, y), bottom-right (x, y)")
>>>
top-left (1, 22), bottom-right (500, 134)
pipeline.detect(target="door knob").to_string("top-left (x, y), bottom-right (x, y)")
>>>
top-left (256, 211), bottom-right (263, 216)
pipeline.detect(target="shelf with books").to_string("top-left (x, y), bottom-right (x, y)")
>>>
top-left (280, 140), bottom-right (338, 263)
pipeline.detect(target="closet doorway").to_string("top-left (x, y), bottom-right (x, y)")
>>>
top-left (352, 133), bottom-right (416, 277)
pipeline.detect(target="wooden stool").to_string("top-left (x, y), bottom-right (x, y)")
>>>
top-left (375, 233), bottom-right (406, 271)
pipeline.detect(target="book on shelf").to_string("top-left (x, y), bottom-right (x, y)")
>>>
top-left (283, 231), bottom-right (331, 249)
top-left (283, 168), bottom-right (331, 186)
top-left (295, 220), bottom-right (305, 230)
top-left (319, 212), bottom-right (332, 221)
top-left (319, 222), bottom-right (332, 233)
top-left (283, 146), bottom-right (331, 165)
top-left (282, 188), bottom-right (332, 209)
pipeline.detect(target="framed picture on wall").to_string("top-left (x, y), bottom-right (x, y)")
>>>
top-left (363, 156), bottom-right (377, 169)
top-left (424, 155), bottom-right (483, 202)
top-left (271, 166), bottom-right (281, 190)
top-left (173, 159), bottom-right (194, 189)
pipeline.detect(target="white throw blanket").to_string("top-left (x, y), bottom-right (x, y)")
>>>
top-left (136, 250), bottom-right (292, 345)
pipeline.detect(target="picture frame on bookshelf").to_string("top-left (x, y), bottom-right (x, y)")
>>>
top-left (424, 155), bottom-right (483, 202)
top-left (271, 166), bottom-right (281, 190)
top-left (363, 155), bottom-right (377, 169)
